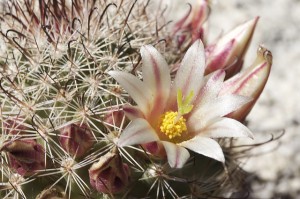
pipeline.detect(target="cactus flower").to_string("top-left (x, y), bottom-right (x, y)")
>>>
top-left (205, 17), bottom-right (259, 77)
top-left (0, 0), bottom-right (274, 197)
top-left (89, 150), bottom-right (130, 194)
top-left (0, 139), bottom-right (45, 176)
top-left (109, 40), bottom-right (253, 168)
top-left (59, 123), bottom-right (94, 158)
top-left (220, 46), bottom-right (272, 121)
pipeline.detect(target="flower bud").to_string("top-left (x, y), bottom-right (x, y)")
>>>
top-left (173, 0), bottom-right (209, 47)
top-left (3, 117), bottom-right (27, 135)
top-left (142, 141), bottom-right (166, 158)
top-left (0, 139), bottom-right (45, 176)
top-left (89, 150), bottom-right (130, 194)
top-left (59, 123), bottom-right (94, 158)
top-left (220, 46), bottom-right (272, 121)
top-left (104, 108), bottom-right (125, 128)
top-left (205, 17), bottom-right (259, 77)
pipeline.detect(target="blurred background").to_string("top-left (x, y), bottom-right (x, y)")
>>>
top-left (209, 0), bottom-right (300, 198)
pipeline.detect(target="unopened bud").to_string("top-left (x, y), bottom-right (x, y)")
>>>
top-left (89, 150), bottom-right (130, 194)
top-left (142, 141), bottom-right (166, 158)
top-left (59, 123), bottom-right (94, 158)
top-left (205, 17), bottom-right (259, 77)
top-left (3, 117), bottom-right (28, 135)
top-left (220, 46), bottom-right (272, 121)
top-left (1, 139), bottom-right (45, 176)
top-left (173, 0), bottom-right (209, 47)
top-left (104, 108), bottom-right (125, 128)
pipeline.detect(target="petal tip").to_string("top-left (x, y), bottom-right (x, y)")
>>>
top-left (140, 44), bottom-right (155, 56)
top-left (247, 131), bottom-right (255, 140)
top-left (194, 39), bottom-right (205, 51)
top-left (107, 70), bottom-right (117, 76)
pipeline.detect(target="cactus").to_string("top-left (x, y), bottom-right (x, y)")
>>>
top-left (0, 0), bottom-right (272, 198)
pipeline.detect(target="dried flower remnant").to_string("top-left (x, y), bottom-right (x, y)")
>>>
top-left (89, 150), bottom-right (130, 194)
top-left (109, 40), bottom-right (253, 168)
top-left (0, 139), bottom-right (45, 176)
top-left (59, 123), bottom-right (94, 158)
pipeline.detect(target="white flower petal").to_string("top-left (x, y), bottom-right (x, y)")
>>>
top-left (169, 40), bottom-right (206, 106)
top-left (109, 71), bottom-right (151, 114)
top-left (141, 45), bottom-right (171, 114)
top-left (220, 46), bottom-right (272, 121)
top-left (193, 69), bottom-right (225, 108)
top-left (188, 94), bottom-right (251, 131)
top-left (161, 141), bottom-right (190, 168)
top-left (179, 136), bottom-right (225, 163)
top-left (201, 118), bottom-right (254, 139)
top-left (118, 118), bottom-right (159, 147)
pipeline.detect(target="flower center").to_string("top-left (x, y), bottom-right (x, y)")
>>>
top-left (160, 111), bottom-right (187, 139)
top-left (159, 89), bottom-right (194, 141)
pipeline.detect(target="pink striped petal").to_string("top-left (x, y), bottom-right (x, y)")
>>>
top-left (169, 40), bottom-right (205, 107)
top-left (220, 46), bottom-right (272, 121)
top-left (117, 118), bottom-right (159, 147)
top-left (141, 45), bottom-right (171, 102)
top-left (161, 141), bottom-right (190, 168)
top-left (141, 45), bottom-right (171, 118)
top-left (205, 40), bottom-right (235, 73)
top-left (193, 69), bottom-right (225, 109)
top-left (201, 118), bottom-right (253, 139)
top-left (205, 17), bottom-right (259, 76)
top-left (123, 105), bottom-right (144, 120)
top-left (188, 94), bottom-right (251, 131)
top-left (179, 136), bottom-right (225, 163)
top-left (109, 71), bottom-right (151, 115)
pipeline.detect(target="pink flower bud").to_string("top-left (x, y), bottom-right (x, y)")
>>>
top-left (220, 46), bottom-right (272, 121)
top-left (3, 117), bottom-right (27, 135)
top-left (173, 0), bottom-right (209, 47)
top-left (0, 139), bottom-right (45, 176)
top-left (104, 108), bottom-right (125, 128)
top-left (89, 151), bottom-right (130, 194)
top-left (142, 141), bottom-right (166, 158)
top-left (59, 123), bottom-right (94, 158)
top-left (205, 17), bottom-right (259, 77)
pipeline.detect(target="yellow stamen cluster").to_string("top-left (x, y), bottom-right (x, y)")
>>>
top-left (160, 111), bottom-right (187, 139)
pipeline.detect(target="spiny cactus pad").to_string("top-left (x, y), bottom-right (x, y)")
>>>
top-left (0, 0), bottom-right (272, 198)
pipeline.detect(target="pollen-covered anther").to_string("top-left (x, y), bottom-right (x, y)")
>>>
top-left (160, 111), bottom-right (187, 139)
